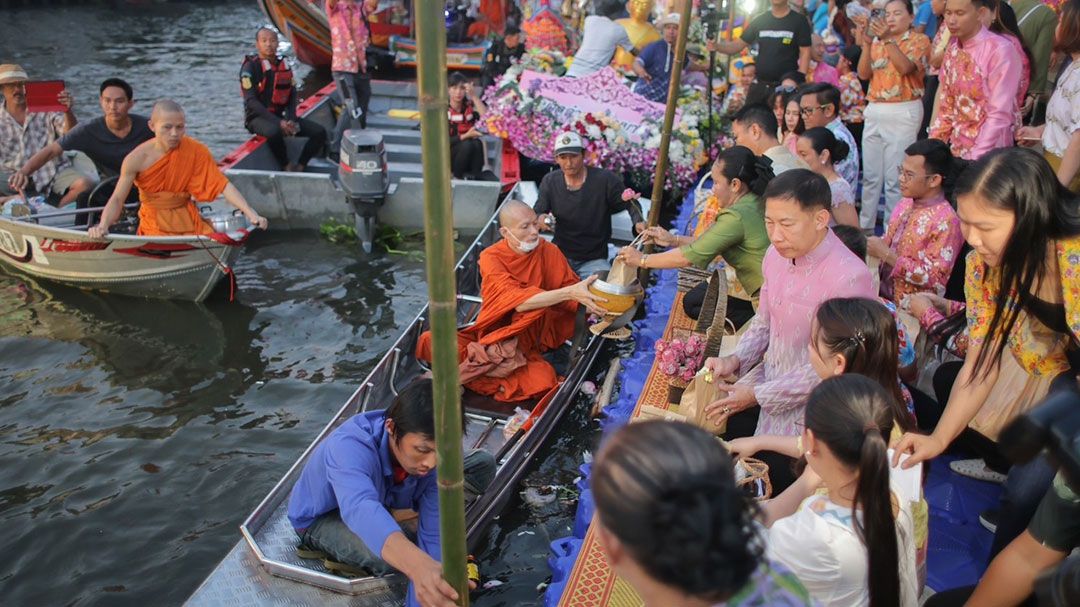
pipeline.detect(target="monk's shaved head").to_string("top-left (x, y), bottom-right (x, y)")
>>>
top-left (149, 99), bottom-right (187, 150)
top-left (151, 99), bottom-right (184, 120)
top-left (499, 199), bottom-right (536, 228)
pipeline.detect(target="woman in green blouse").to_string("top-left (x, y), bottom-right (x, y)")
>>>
top-left (618, 145), bottom-right (773, 327)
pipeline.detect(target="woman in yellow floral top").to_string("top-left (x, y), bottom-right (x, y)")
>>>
top-left (894, 147), bottom-right (1080, 560)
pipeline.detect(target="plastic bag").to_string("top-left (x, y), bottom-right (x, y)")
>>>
top-left (503, 407), bottom-right (530, 439)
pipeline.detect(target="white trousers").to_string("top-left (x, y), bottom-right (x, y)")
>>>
top-left (859, 100), bottom-right (924, 230)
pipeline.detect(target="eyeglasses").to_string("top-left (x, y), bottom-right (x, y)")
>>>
top-left (897, 166), bottom-right (938, 182)
top-left (799, 104), bottom-right (829, 117)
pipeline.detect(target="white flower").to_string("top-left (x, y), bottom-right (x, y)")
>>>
top-left (586, 124), bottom-right (602, 139)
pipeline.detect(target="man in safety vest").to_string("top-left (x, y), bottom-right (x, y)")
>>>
top-left (240, 27), bottom-right (327, 172)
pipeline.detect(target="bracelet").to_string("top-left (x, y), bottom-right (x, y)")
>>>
top-left (640, 254), bottom-right (649, 268)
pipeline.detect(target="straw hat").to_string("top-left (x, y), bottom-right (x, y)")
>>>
top-left (657, 13), bottom-right (680, 28)
top-left (0, 64), bottom-right (28, 85)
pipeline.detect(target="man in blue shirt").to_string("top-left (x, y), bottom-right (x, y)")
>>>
top-left (632, 13), bottom-right (707, 103)
top-left (914, 0), bottom-right (938, 39)
top-left (288, 379), bottom-right (495, 607)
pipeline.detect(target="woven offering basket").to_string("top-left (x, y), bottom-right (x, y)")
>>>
top-left (666, 378), bottom-right (689, 405)
top-left (735, 456), bottom-right (772, 500)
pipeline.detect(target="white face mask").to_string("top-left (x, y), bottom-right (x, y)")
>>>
top-left (506, 229), bottom-right (539, 252)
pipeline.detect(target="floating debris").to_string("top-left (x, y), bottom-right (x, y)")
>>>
top-left (521, 486), bottom-right (559, 508)
top-left (516, 530), bottom-right (536, 536)
top-left (579, 380), bottom-right (597, 396)
top-left (482, 580), bottom-right (504, 589)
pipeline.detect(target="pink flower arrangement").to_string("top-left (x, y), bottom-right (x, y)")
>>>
top-left (621, 188), bottom-right (641, 202)
top-left (654, 333), bottom-right (706, 383)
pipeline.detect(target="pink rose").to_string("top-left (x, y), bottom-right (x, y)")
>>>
top-left (622, 188), bottom-right (640, 202)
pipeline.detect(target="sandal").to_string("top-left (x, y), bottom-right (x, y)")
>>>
top-left (322, 558), bottom-right (369, 578)
top-left (949, 458), bottom-right (1007, 484)
top-left (295, 545), bottom-right (328, 560)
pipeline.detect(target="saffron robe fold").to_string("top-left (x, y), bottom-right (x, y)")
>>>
top-left (416, 239), bottom-right (580, 402)
top-left (134, 136), bottom-right (229, 236)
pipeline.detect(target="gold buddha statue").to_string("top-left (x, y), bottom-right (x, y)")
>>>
top-left (614, 0), bottom-right (660, 67)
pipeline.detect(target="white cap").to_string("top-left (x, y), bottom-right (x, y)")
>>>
top-left (553, 131), bottom-right (584, 155)
top-left (658, 13), bottom-right (680, 27)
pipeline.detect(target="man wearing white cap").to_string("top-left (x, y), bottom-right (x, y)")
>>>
top-left (632, 14), bottom-right (707, 103)
top-left (534, 131), bottom-right (645, 277)
top-left (0, 64), bottom-right (96, 205)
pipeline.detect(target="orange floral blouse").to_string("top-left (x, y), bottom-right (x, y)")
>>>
top-left (867, 30), bottom-right (931, 103)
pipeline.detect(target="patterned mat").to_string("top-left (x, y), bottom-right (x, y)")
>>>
top-left (558, 292), bottom-right (695, 607)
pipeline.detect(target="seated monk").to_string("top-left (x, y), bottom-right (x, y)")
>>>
top-left (87, 99), bottom-right (268, 238)
top-left (416, 200), bottom-right (607, 403)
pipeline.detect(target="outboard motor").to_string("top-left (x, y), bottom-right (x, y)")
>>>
top-left (339, 130), bottom-right (390, 253)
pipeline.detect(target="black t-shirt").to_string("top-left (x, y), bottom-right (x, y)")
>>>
top-left (741, 10), bottom-right (813, 83)
top-left (534, 167), bottom-right (628, 261)
top-left (58, 115), bottom-right (153, 177)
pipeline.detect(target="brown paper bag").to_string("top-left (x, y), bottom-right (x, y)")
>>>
top-left (678, 372), bottom-right (726, 435)
top-left (635, 404), bottom-right (687, 423)
top-left (606, 255), bottom-right (638, 286)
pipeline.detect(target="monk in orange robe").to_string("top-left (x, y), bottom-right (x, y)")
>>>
top-left (88, 99), bottom-right (267, 238)
top-left (416, 200), bottom-right (608, 402)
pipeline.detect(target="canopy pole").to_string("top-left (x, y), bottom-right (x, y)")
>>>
top-left (641, 0), bottom-right (694, 282)
top-left (415, 0), bottom-right (469, 603)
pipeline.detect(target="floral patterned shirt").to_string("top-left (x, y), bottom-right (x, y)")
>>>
top-left (866, 29), bottom-right (930, 103)
top-left (929, 27), bottom-right (1022, 160)
top-left (0, 106), bottom-right (69, 191)
top-left (734, 231), bottom-right (876, 435)
top-left (965, 237), bottom-right (1080, 376)
top-left (1043, 58), bottom-right (1080, 158)
top-left (880, 195), bottom-right (964, 303)
top-left (838, 72), bottom-right (865, 123)
top-left (718, 560), bottom-right (820, 606)
top-left (1003, 34), bottom-right (1032, 130)
top-left (326, 0), bottom-right (370, 74)
top-left (826, 176), bottom-right (857, 227)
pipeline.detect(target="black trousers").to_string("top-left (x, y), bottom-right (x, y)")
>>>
top-left (248, 115), bottom-right (327, 169)
top-left (920, 75), bottom-right (939, 139)
top-left (332, 71), bottom-right (372, 151)
top-left (682, 280), bottom-right (756, 330)
top-left (450, 138), bottom-right (485, 179)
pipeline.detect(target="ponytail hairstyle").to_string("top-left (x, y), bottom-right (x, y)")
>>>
top-left (800, 126), bottom-right (850, 165)
top-left (592, 421), bottom-right (764, 602)
top-left (805, 375), bottom-right (900, 607)
top-left (715, 145), bottom-right (776, 197)
top-left (955, 148), bottom-right (1080, 381)
top-left (813, 298), bottom-right (915, 432)
top-left (903, 138), bottom-right (965, 206)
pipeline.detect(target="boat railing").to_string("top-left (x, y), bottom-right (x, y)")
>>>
top-left (7, 202), bottom-right (139, 222)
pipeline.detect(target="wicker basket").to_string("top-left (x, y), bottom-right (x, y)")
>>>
top-left (736, 457), bottom-right (772, 500)
top-left (667, 378), bottom-right (689, 404)
top-left (677, 266), bottom-right (711, 293)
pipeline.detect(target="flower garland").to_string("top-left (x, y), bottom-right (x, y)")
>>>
top-left (483, 65), bottom-right (716, 194)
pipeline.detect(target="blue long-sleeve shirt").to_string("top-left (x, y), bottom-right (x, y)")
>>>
top-left (287, 411), bottom-right (440, 605)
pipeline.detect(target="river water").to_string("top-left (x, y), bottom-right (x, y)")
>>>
top-left (0, 2), bottom-right (597, 605)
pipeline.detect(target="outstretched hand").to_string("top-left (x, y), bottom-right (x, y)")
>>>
top-left (568, 275), bottom-right (608, 316)
top-left (891, 432), bottom-right (946, 469)
top-left (246, 213), bottom-right (269, 230)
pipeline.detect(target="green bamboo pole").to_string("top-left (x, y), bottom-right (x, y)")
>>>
top-left (414, 0), bottom-right (469, 604)
top-left (642, 0), bottom-right (694, 282)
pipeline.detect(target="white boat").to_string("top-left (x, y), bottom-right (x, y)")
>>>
top-left (0, 206), bottom-right (250, 303)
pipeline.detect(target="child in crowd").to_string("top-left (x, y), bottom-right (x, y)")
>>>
top-left (591, 421), bottom-right (818, 606)
top-left (752, 375), bottom-right (920, 607)
top-left (796, 127), bottom-right (860, 227)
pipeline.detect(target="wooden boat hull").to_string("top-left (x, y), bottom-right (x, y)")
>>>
top-left (0, 216), bottom-right (246, 303)
top-left (186, 195), bottom-right (605, 603)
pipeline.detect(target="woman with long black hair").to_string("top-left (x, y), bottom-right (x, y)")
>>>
top-left (894, 147), bottom-right (1080, 558)
top-left (765, 375), bottom-right (919, 607)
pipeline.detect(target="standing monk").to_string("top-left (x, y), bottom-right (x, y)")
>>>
top-left (415, 200), bottom-right (607, 402)
top-left (88, 100), bottom-right (268, 238)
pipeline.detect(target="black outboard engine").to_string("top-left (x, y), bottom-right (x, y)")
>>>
top-left (339, 130), bottom-right (390, 253)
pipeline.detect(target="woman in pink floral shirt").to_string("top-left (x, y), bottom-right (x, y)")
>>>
top-left (867, 138), bottom-right (964, 304)
top-left (327, 0), bottom-right (377, 153)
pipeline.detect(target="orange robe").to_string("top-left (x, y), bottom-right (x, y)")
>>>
top-left (416, 239), bottom-right (580, 402)
top-left (466, 0), bottom-right (505, 39)
top-left (134, 136), bottom-right (229, 236)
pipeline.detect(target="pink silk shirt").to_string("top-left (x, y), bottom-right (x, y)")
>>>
top-left (929, 27), bottom-right (1022, 160)
top-left (733, 230), bottom-right (876, 436)
top-left (326, 0), bottom-right (370, 74)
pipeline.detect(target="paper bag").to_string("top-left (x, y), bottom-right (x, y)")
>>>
top-left (635, 404), bottom-right (688, 423)
top-left (678, 370), bottom-right (726, 435)
top-left (606, 255), bottom-right (638, 286)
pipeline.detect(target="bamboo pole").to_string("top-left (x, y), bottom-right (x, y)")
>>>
top-left (415, 0), bottom-right (469, 604)
top-left (641, 0), bottom-right (694, 282)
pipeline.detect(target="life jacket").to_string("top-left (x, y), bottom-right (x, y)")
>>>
top-left (243, 55), bottom-right (294, 114)
top-left (448, 101), bottom-right (476, 136)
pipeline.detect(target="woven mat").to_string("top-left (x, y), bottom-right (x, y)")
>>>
top-left (558, 292), bottom-right (695, 607)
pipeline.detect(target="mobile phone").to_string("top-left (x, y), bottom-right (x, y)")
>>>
top-left (871, 8), bottom-right (886, 20)
top-left (25, 80), bottom-right (66, 113)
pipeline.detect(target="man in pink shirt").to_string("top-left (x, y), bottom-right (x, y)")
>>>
top-left (702, 169), bottom-right (875, 489)
top-left (928, 0), bottom-right (1023, 159)
top-left (327, 0), bottom-right (378, 154)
